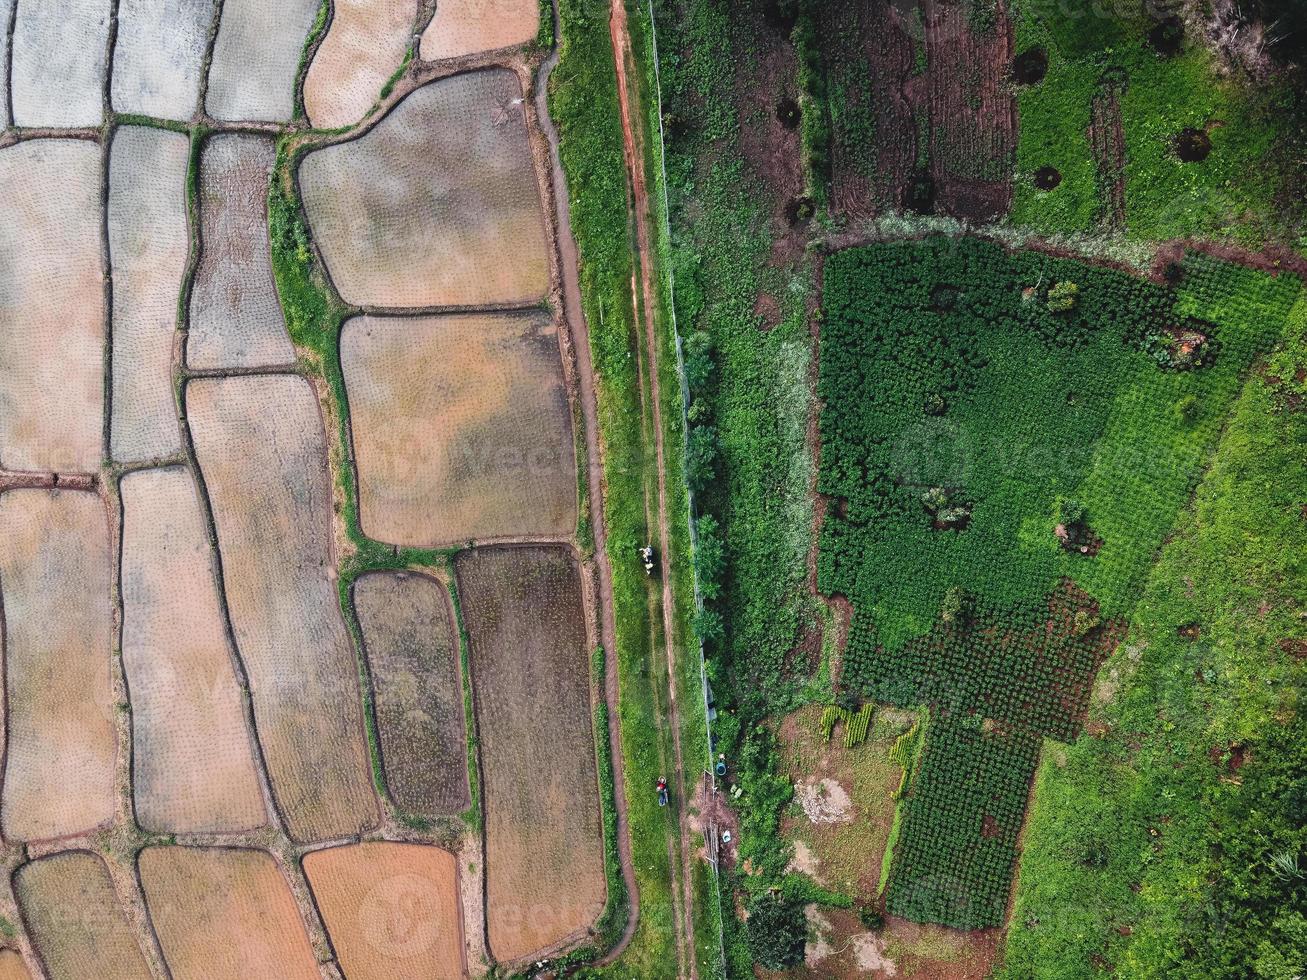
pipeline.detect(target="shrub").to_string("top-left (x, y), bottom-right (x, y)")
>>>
top-left (1046, 280), bottom-right (1079, 312)
top-left (745, 893), bottom-right (807, 969)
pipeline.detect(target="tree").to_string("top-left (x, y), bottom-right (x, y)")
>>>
top-left (745, 893), bottom-right (807, 969)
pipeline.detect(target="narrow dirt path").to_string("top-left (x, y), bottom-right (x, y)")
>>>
top-left (609, 1), bottom-right (699, 975)
top-left (535, 0), bottom-right (641, 963)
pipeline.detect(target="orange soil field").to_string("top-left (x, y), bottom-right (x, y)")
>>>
top-left (15, 852), bottom-right (151, 980)
top-left (304, 0), bottom-right (414, 130)
top-left (300, 70), bottom-right (550, 308)
top-left (0, 950), bottom-right (30, 980)
top-left (342, 312), bottom-right (577, 546)
top-left (420, 0), bottom-right (539, 61)
top-left (204, 0), bottom-right (320, 123)
top-left (188, 376), bottom-right (378, 841)
top-left (0, 140), bottom-right (104, 474)
top-left (0, 490), bottom-right (115, 841)
top-left (9, 0), bottom-right (110, 127)
top-left (120, 467), bottom-right (266, 834)
top-left (108, 126), bottom-right (190, 464)
top-left (111, 0), bottom-right (217, 120)
top-left (187, 134), bottom-right (295, 370)
top-left (455, 546), bottom-right (605, 963)
top-left (303, 842), bottom-right (465, 980)
top-left (352, 571), bottom-right (471, 814)
top-left (140, 847), bottom-right (319, 980)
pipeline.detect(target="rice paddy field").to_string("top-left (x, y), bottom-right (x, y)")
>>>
top-left (0, 3), bottom-right (624, 976)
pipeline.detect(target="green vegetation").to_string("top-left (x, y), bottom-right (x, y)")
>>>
top-left (591, 647), bottom-right (632, 948)
top-left (818, 237), bottom-right (1300, 926)
top-left (744, 893), bottom-right (806, 969)
top-left (1002, 301), bottom-right (1307, 978)
top-left (1010, 5), bottom-right (1304, 244)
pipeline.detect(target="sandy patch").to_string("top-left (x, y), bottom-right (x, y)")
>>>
top-left (796, 777), bottom-right (854, 825)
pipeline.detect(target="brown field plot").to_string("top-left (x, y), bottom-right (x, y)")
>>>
top-left (204, 0), bottom-right (321, 123)
top-left (9, 0), bottom-right (110, 126)
top-left (0, 950), bottom-right (30, 980)
top-left (109, 126), bottom-right (190, 464)
top-left (304, 842), bottom-right (465, 980)
top-left (140, 847), bottom-right (319, 980)
top-left (352, 571), bottom-right (470, 815)
top-left (304, 0), bottom-right (414, 130)
top-left (187, 135), bottom-right (295, 369)
top-left (300, 70), bottom-right (550, 308)
top-left (188, 376), bottom-right (378, 842)
top-left (455, 546), bottom-right (605, 964)
top-left (111, 0), bottom-right (218, 120)
top-left (0, 140), bottom-right (104, 473)
top-left (120, 467), bottom-right (266, 834)
top-left (15, 852), bottom-right (151, 980)
top-left (342, 312), bottom-right (577, 546)
top-left (0, 491), bottom-right (115, 841)
top-left (420, 0), bottom-right (539, 61)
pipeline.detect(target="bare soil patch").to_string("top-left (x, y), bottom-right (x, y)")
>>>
top-left (204, 0), bottom-right (320, 122)
top-left (300, 70), bottom-right (550, 308)
top-left (0, 140), bottom-right (105, 473)
top-left (140, 847), bottom-right (319, 980)
top-left (304, 0), bottom-right (413, 129)
top-left (188, 376), bottom-right (378, 842)
top-left (303, 842), bottom-right (465, 980)
top-left (121, 467), bottom-right (266, 834)
top-left (0, 950), bottom-right (30, 980)
top-left (420, 0), bottom-right (539, 61)
top-left (112, 0), bottom-right (217, 120)
top-left (342, 311), bottom-right (577, 546)
top-left (187, 134), bottom-right (295, 369)
top-left (109, 126), bottom-right (190, 463)
top-left (0, 490), bottom-right (115, 841)
top-left (10, 0), bottom-right (109, 126)
top-left (16, 852), bottom-right (151, 980)
top-left (455, 546), bottom-right (605, 964)
top-left (352, 571), bottom-right (471, 815)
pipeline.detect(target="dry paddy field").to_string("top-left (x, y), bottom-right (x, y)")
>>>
top-left (120, 467), bottom-right (266, 834)
top-left (188, 375), bottom-right (377, 842)
top-left (9, 0), bottom-right (110, 127)
top-left (204, 0), bottom-right (320, 123)
top-left (15, 852), bottom-right (151, 980)
top-left (140, 847), bottom-right (320, 980)
top-left (456, 546), bottom-right (606, 964)
top-left (304, 842), bottom-right (465, 979)
top-left (0, 490), bottom-right (115, 842)
top-left (300, 69), bottom-right (550, 308)
top-left (0, 140), bottom-right (104, 474)
top-left (0, 949), bottom-right (30, 980)
top-left (111, 0), bottom-right (217, 120)
top-left (108, 126), bottom-right (190, 464)
top-left (421, 0), bottom-right (539, 61)
top-left (304, 0), bottom-right (414, 130)
top-left (187, 134), bottom-right (295, 370)
top-left (343, 312), bottom-right (577, 546)
top-left (353, 571), bottom-right (471, 815)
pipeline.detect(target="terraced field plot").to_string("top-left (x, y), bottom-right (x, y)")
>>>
top-left (353, 571), bottom-right (471, 815)
top-left (420, 0), bottom-right (540, 61)
top-left (189, 375), bottom-right (377, 842)
top-left (187, 135), bottom-right (295, 369)
top-left (140, 847), bottom-right (320, 980)
top-left (15, 852), bottom-right (151, 980)
top-left (9, 0), bottom-right (110, 127)
top-left (111, 0), bottom-right (217, 120)
top-left (304, 842), bottom-right (465, 980)
top-left (204, 0), bottom-right (320, 122)
top-left (0, 490), bottom-right (115, 842)
top-left (108, 126), bottom-right (190, 463)
top-left (120, 467), bottom-right (266, 834)
top-left (343, 312), bottom-right (577, 546)
top-left (0, 140), bottom-right (105, 473)
top-left (456, 545), bottom-right (605, 963)
top-left (300, 69), bottom-right (550, 308)
top-left (304, 0), bottom-right (413, 129)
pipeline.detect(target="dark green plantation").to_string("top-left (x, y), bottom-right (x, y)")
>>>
top-left (817, 236), bottom-right (1300, 928)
